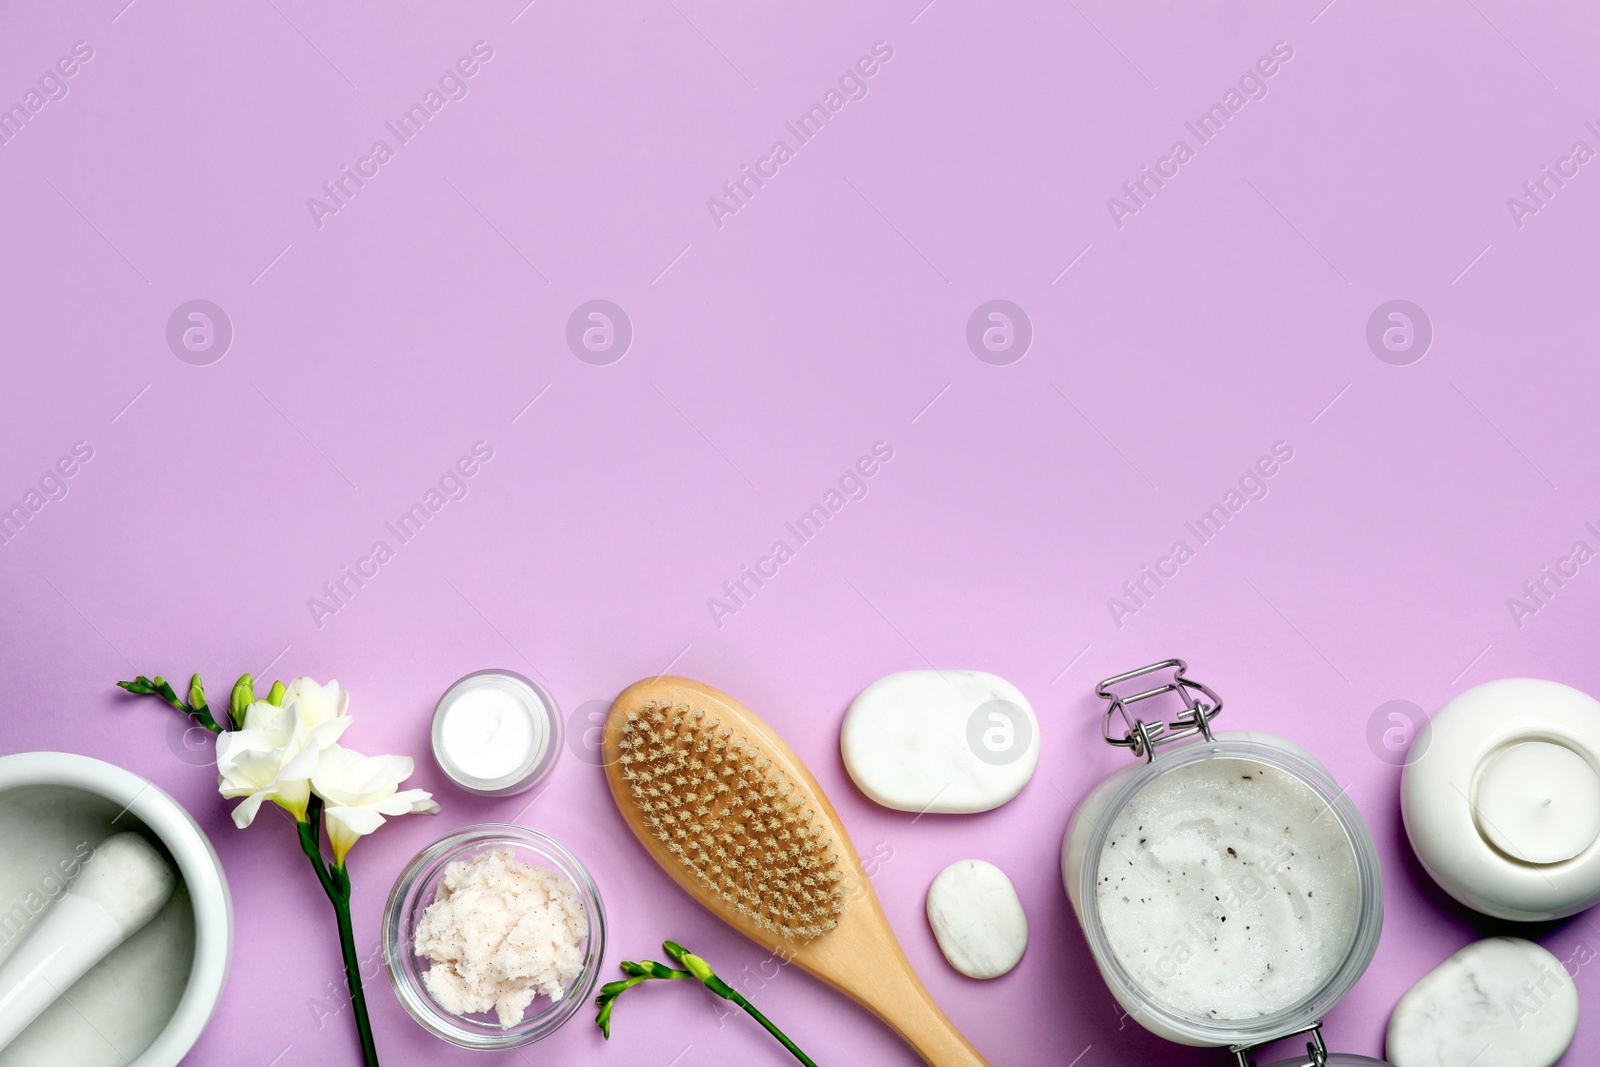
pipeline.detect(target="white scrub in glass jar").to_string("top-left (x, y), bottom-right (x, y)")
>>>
top-left (1063, 661), bottom-right (1384, 1055)
top-left (1094, 757), bottom-right (1361, 1021)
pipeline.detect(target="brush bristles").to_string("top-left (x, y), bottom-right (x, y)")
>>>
top-left (617, 701), bottom-right (846, 942)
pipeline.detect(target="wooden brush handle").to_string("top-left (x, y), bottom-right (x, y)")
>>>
top-left (845, 949), bottom-right (991, 1067)
top-left (813, 908), bottom-right (991, 1067)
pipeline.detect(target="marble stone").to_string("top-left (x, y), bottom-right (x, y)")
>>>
top-left (1386, 937), bottom-right (1577, 1067)
top-left (841, 670), bottom-right (1039, 814)
top-left (926, 859), bottom-right (1028, 979)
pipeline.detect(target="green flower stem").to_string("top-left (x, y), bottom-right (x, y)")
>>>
top-left (328, 866), bottom-right (377, 1067)
top-left (300, 796), bottom-right (379, 1067)
top-left (117, 675), bottom-right (223, 733)
top-left (703, 979), bottom-right (817, 1067)
top-left (597, 942), bottom-right (818, 1067)
top-left (120, 670), bottom-right (378, 1067)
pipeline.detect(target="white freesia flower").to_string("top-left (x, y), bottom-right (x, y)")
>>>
top-left (216, 682), bottom-right (353, 828)
top-left (312, 745), bottom-right (440, 864)
top-left (281, 677), bottom-right (349, 725)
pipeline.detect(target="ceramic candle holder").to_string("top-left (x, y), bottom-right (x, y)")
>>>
top-left (1402, 677), bottom-right (1600, 921)
top-left (0, 752), bottom-right (231, 1067)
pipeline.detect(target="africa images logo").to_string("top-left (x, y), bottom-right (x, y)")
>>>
top-left (1108, 441), bottom-right (1294, 627)
top-left (306, 42), bottom-right (495, 230)
top-left (1105, 41), bottom-right (1295, 229)
top-left (0, 40), bottom-right (94, 150)
top-left (705, 41), bottom-right (895, 230)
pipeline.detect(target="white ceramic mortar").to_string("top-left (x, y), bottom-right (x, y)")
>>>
top-left (0, 753), bottom-right (231, 1066)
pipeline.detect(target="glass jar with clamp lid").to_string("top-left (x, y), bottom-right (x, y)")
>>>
top-left (1061, 660), bottom-right (1389, 1066)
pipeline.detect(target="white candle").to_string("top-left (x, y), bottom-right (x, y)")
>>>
top-left (1474, 741), bottom-right (1600, 864)
top-left (1095, 758), bottom-right (1360, 1021)
top-left (431, 671), bottom-right (560, 796)
top-left (1402, 678), bottom-right (1600, 921)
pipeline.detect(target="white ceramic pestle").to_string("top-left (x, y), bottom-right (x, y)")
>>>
top-left (0, 832), bottom-right (177, 1050)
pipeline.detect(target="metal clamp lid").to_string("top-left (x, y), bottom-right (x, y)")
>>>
top-left (1232, 1022), bottom-right (1393, 1066)
top-left (1097, 658), bottom-right (1223, 762)
top-left (1233, 1022), bottom-right (1326, 1067)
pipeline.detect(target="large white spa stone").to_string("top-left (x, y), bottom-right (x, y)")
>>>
top-left (841, 670), bottom-right (1039, 814)
top-left (1386, 937), bottom-right (1577, 1067)
top-left (926, 860), bottom-right (1028, 979)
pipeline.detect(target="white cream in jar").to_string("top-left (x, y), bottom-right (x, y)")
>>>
top-left (1093, 757), bottom-right (1360, 1021)
top-left (431, 670), bottom-right (562, 797)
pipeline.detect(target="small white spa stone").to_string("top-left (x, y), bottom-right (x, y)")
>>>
top-left (926, 860), bottom-right (1028, 979)
top-left (842, 670), bottom-right (1039, 814)
top-left (1386, 937), bottom-right (1577, 1067)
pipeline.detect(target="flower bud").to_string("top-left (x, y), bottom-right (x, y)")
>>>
top-left (229, 674), bottom-right (255, 729)
top-left (663, 942), bottom-right (714, 983)
top-left (265, 680), bottom-right (287, 707)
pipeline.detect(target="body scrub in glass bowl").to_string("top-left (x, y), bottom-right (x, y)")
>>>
top-left (1062, 662), bottom-right (1384, 1060)
top-left (385, 824), bottom-right (605, 1049)
top-left (412, 848), bottom-right (588, 1025)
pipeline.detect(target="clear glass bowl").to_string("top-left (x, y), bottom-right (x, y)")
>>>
top-left (383, 823), bottom-right (606, 1049)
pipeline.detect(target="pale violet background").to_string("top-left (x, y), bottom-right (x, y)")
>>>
top-left (2, 0), bottom-right (1599, 1064)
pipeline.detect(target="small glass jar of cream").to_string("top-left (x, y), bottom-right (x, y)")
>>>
top-left (431, 670), bottom-right (562, 796)
top-left (1062, 660), bottom-right (1387, 1065)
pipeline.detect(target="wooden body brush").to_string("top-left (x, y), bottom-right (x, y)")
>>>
top-left (603, 675), bottom-right (990, 1067)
